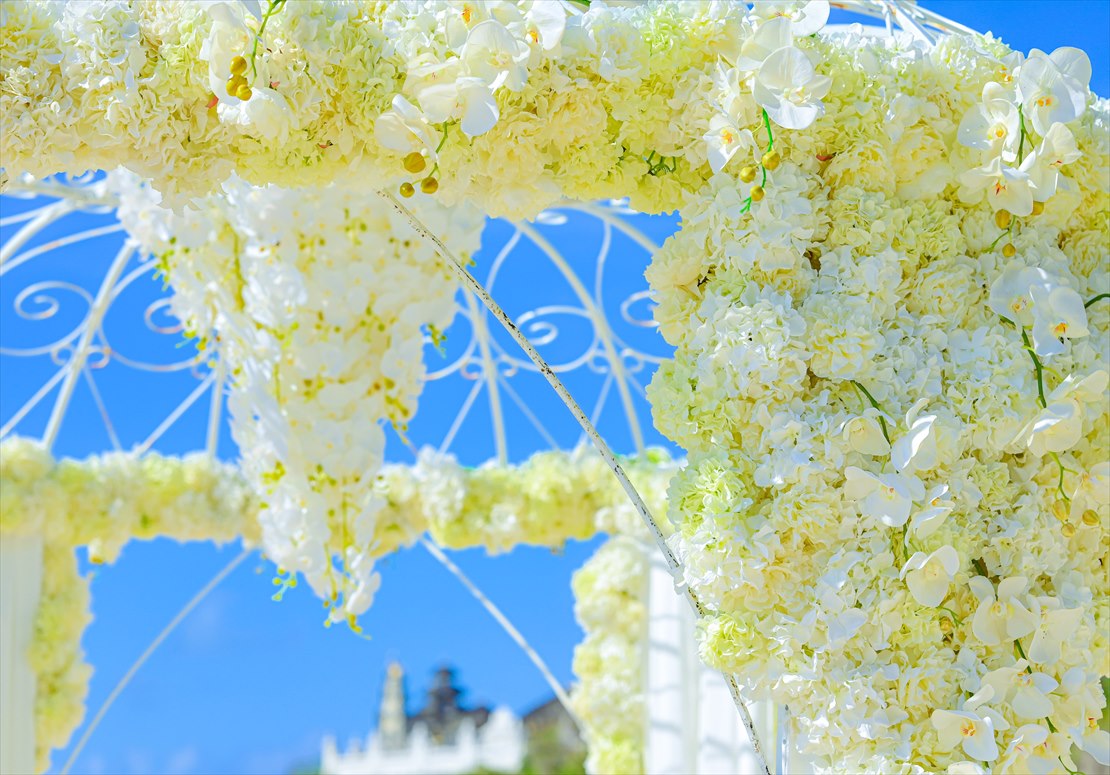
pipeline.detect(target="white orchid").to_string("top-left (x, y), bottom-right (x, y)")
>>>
top-left (748, 0), bottom-right (830, 36)
top-left (958, 81), bottom-right (1020, 158)
top-left (969, 575), bottom-right (1039, 645)
top-left (891, 402), bottom-right (941, 473)
top-left (375, 94), bottom-right (438, 157)
top-left (418, 76), bottom-right (500, 137)
top-left (735, 16), bottom-right (793, 71)
top-left (911, 484), bottom-right (953, 538)
top-left (1013, 370), bottom-right (1108, 455)
top-left (841, 409), bottom-right (891, 456)
top-left (932, 708), bottom-right (1001, 763)
top-left (1026, 121), bottom-right (1082, 200)
top-left (704, 114), bottom-right (755, 173)
top-left (754, 46), bottom-right (831, 130)
top-left (900, 546), bottom-right (959, 607)
top-left (981, 662), bottom-right (1058, 719)
top-left (843, 466), bottom-right (925, 527)
top-left (462, 19), bottom-right (531, 91)
top-left (998, 724), bottom-right (1050, 773)
top-left (988, 265), bottom-right (1048, 325)
top-left (1029, 606), bottom-right (1083, 665)
top-left (1070, 717), bottom-right (1110, 767)
top-left (1017, 47), bottom-right (1091, 135)
top-left (958, 154), bottom-right (1035, 216)
top-left (1029, 281), bottom-right (1089, 357)
top-left (523, 1), bottom-right (568, 51)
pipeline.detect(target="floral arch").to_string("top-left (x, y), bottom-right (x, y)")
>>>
top-left (1, 2), bottom-right (1108, 775)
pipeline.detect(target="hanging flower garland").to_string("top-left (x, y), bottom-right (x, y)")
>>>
top-left (111, 171), bottom-right (485, 630)
top-left (0, 437), bottom-right (256, 772)
top-left (648, 26), bottom-right (1109, 775)
top-left (571, 536), bottom-right (650, 775)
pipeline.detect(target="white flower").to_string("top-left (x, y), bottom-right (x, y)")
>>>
top-left (958, 155), bottom-right (1035, 216)
top-left (1013, 370), bottom-right (1108, 455)
top-left (1028, 607), bottom-right (1083, 665)
top-left (735, 16), bottom-right (793, 71)
top-left (418, 76), bottom-right (500, 137)
top-left (754, 46), bottom-right (831, 130)
top-left (524, 1), bottom-right (568, 50)
top-left (911, 484), bottom-right (953, 538)
top-left (891, 404), bottom-right (940, 473)
top-left (981, 663), bottom-right (1058, 719)
top-left (957, 81), bottom-right (1020, 158)
top-left (946, 763), bottom-right (986, 775)
top-left (843, 466), bottom-right (925, 527)
top-left (841, 409), bottom-right (890, 456)
top-left (1029, 282), bottom-right (1089, 357)
top-left (462, 19), bottom-right (530, 91)
top-left (969, 575), bottom-right (1039, 645)
top-left (900, 546), bottom-right (959, 607)
top-left (988, 265), bottom-right (1047, 325)
top-left (998, 724), bottom-right (1050, 773)
top-left (1017, 47), bottom-right (1091, 135)
top-left (376, 95), bottom-right (438, 158)
top-left (932, 709), bottom-right (1000, 762)
top-left (704, 114), bottom-right (755, 173)
top-left (1026, 122), bottom-right (1082, 201)
top-left (749, 1), bottom-right (829, 36)
top-left (1069, 718), bottom-right (1110, 767)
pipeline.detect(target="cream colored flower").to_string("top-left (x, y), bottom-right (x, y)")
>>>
top-left (900, 546), bottom-right (959, 607)
top-left (754, 45), bottom-right (831, 130)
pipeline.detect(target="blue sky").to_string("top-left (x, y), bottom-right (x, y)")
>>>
top-left (1, 3), bottom-right (1107, 774)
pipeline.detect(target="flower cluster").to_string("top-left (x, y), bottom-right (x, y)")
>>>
top-left (3, 0), bottom-right (825, 217)
top-left (648, 30), bottom-right (1109, 774)
top-left (111, 171), bottom-right (484, 630)
top-left (570, 536), bottom-right (649, 775)
top-left (0, 436), bottom-right (256, 772)
top-left (374, 446), bottom-right (673, 555)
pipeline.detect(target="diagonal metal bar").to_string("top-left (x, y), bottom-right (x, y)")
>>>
top-left (376, 189), bottom-right (771, 775)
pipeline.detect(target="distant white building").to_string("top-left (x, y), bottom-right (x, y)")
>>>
top-left (321, 663), bottom-right (527, 775)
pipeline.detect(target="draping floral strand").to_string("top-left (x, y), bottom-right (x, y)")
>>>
top-left (0, 436), bottom-right (672, 771)
top-left (1, 1), bottom-right (834, 217)
top-left (0, 437), bottom-right (256, 772)
top-left (648, 28), bottom-right (1108, 775)
top-left (571, 536), bottom-right (650, 775)
top-left (111, 171), bottom-right (484, 630)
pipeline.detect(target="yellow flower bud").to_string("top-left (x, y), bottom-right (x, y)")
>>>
top-left (994, 210), bottom-right (1012, 229)
top-left (403, 152), bottom-right (426, 174)
top-left (1031, 201), bottom-right (1045, 216)
top-left (236, 84), bottom-right (253, 101)
top-left (761, 150), bottom-right (781, 171)
top-left (739, 166), bottom-right (757, 183)
top-left (1002, 243), bottom-right (1016, 258)
top-left (399, 182), bottom-right (415, 198)
top-left (230, 55), bottom-right (248, 76)
top-left (1052, 501), bottom-right (1068, 522)
top-left (420, 176), bottom-right (439, 194)
top-left (940, 617), bottom-right (952, 634)
top-left (1081, 511), bottom-right (1098, 527)
top-left (750, 185), bottom-right (765, 202)
top-left (226, 75), bottom-right (246, 94)
top-left (1062, 522), bottom-right (1076, 538)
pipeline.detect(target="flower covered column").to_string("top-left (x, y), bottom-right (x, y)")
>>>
top-left (0, 533), bottom-right (44, 775)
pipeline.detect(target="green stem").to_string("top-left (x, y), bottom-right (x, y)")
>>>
top-left (1017, 105), bottom-right (1028, 164)
top-left (762, 108), bottom-right (774, 151)
top-left (850, 381), bottom-right (892, 444)
top-left (250, 0), bottom-right (286, 79)
top-left (1050, 452), bottom-right (1073, 502)
top-left (1019, 328), bottom-right (1047, 408)
top-left (938, 606), bottom-right (964, 626)
top-left (1085, 292), bottom-right (1109, 308)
